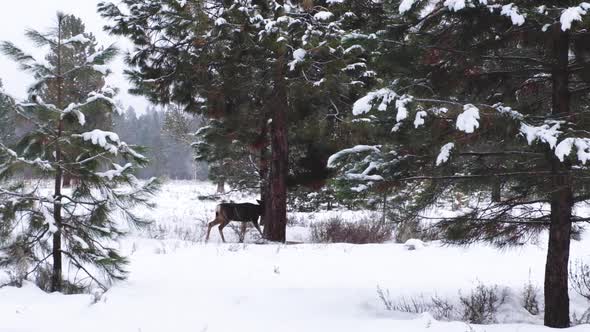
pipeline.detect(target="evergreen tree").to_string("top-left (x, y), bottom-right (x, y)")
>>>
top-left (0, 12), bottom-right (159, 293)
top-left (99, 0), bottom-right (370, 242)
top-left (35, 14), bottom-right (114, 187)
top-left (329, 1), bottom-right (590, 327)
top-left (0, 79), bottom-right (17, 146)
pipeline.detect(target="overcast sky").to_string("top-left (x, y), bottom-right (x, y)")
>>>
top-left (0, 1), bottom-right (150, 113)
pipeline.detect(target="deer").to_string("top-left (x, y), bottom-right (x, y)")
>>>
top-left (205, 200), bottom-right (264, 243)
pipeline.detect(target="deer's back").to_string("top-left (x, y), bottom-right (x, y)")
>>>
top-left (218, 203), bottom-right (261, 221)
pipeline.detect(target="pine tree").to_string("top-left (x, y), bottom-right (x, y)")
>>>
top-left (99, 0), bottom-right (371, 242)
top-left (0, 12), bottom-right (159, 293)
top-left (35, 14), bottom-right (114, 187)
top-left (329, 1), bottom-right (590, 327)
top-left (0, 79), bottom-right (17, 146)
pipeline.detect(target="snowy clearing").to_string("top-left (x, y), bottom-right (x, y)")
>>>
top-left (0, 181), bottom-right (589, 332)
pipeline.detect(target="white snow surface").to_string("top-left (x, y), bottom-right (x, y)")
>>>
top-left (0, 181), bottom-right (589, 332)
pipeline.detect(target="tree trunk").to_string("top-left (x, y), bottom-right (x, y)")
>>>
top-left (263, 52), bottom-right (289, 243)
top-left (51, 16), bottom-right (64, 293)
top-left (259, 122), bottom-right (270, 227)
top-left (216, 179), bottom-right (225, 194)
top-left (491, 177), bottom-right (501, 202)
top-left (544, 26), bottom-right (572, 328)
top-left (544, 165), bottom-right (572, 328)
top-left (62, 174), bottom-right (72, 188)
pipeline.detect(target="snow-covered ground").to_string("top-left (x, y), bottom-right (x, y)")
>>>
top-left (1, 180), bottom-right (589, 331)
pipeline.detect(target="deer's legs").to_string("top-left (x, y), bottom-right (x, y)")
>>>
top-left (218, 220), bottom-right (229, 243)
top-left (252, 220), bottom-right (263, 236)
top-left (206, 218), bottom-right (222, 242)
top-left (239, 223), bottom-right (247, 243)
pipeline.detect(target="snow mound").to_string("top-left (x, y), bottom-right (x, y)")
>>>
top-left (404, 238), bottom-right (426, 250)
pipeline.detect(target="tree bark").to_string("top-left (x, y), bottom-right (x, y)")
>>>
top-left (51, 15), bottom-right (64, 293)
top-left (259, 122), bottom-right (270, 227)
top-left (263, 51), bottom-right (289, 243)
top-left (491, 177), bottom-right (501, 203)
top-left (544, 26), bottom-right (572, 328)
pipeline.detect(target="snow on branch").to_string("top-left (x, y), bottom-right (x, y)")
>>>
top-left (78, 129), bottom-right (121, 154)
top-left (399, 0), bottom-right (419, 14)
top-left (63, 34), bottom-right (92, 44)
top-left (414, 110), bottom-right (427, 128)
top-left (327, 145), bottom-right (381, 168)
top-left (399, 1), bottom-right (526, 27)
top-left (520, 122), bottom-right (561, 149)
top-left (314, 11), bottom-right (334, 21)
top-left (119, 142), bottom-right (147, 161)
top-left (395, 95), bottom-right (413, 122)
top-left (500, 4), bottom-right (525, 26)
top-left (352, 88), bottom-right (397, 115)
top-left (436, 143), bottom-right (455, 166)
top-left (555, 138), bottom-right (590, 164)
top-left (561, 3), bottom-right (590, 31)
top-left (344, 173), bottom-right (384, 181)
top-left (0, 143), bottom-right (53, 171)
top-left (288, 48), bottom-right (306, 71)
top-left (456, 104), bottom-right (480, 134)
top-left (96, 163), bottom-right (132, 180)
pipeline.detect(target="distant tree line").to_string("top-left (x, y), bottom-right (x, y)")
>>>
top-left (113, 106), bottom-right (207, 181)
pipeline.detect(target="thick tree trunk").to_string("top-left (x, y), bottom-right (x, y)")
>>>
top-left (263, 52), bottom-right (289, 243)
top-left (544, 166), bottom-right (572, 328)
top-left (544, 26), bottom-right (572, 328)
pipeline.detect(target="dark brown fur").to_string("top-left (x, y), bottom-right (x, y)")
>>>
top-left (205, 201), bottom-right (263, 243)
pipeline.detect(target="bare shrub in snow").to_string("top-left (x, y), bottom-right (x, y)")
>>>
top-left (378, 283), bottom-right (508, 324)
top-left (311, 216), bottom-right (393, 244)
top-left (571, 260), bottom-right (590, 325)
top-left (145, 219), bottom-right (206, 243)
top-left (459, 284), bottom-right (507, 324)
top-left (35, 265), bottom-right (86, 294)
top-left (572, 308), bottom-right (590, 326)
top-left (394, 219), bottom-right (437, 243)
top-left (376, 286), bottom-right (394, 311)
top-left (377, 286), bottom-right (456, 321)
top-left (521, 278), bottom-right (540, 315)
top-left (287, 214), bottom-right (308, 226)
top-left (570, 259), bottom-right (590, 302)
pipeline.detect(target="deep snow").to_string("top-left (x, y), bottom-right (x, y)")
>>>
top-left (0, 180), bottom-right (589, 332)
